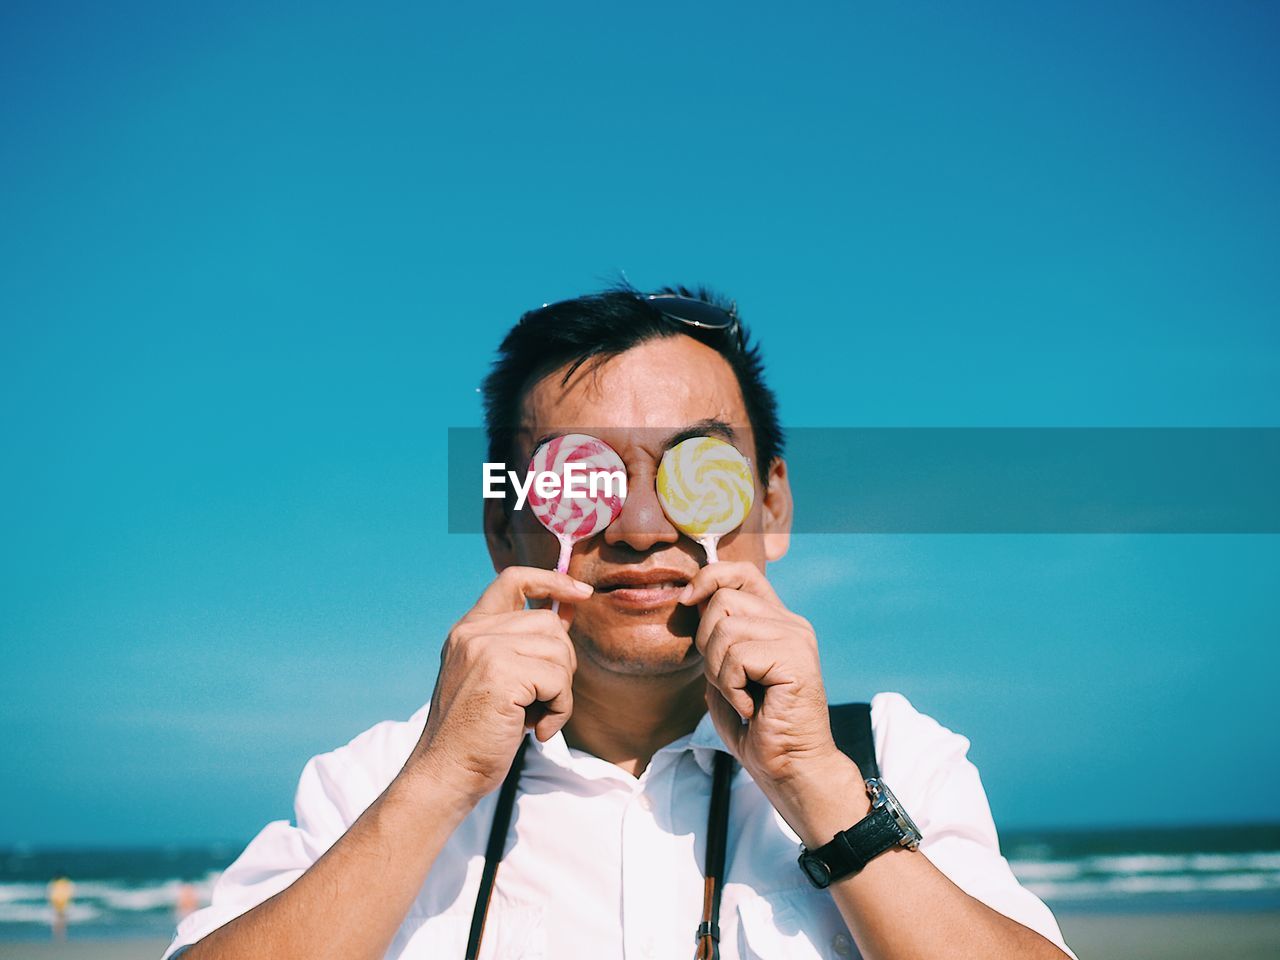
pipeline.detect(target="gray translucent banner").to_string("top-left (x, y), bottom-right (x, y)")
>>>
top-left (447, 428), bottom-right (1280, 534)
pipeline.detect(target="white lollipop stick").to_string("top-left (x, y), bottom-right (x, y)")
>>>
top-left (551, 537), bottom-right (573, 614)
top-left (699, 537), bottom-right (720, 565)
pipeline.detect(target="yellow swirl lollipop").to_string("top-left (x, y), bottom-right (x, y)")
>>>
top-left (657, 436), bottom-right (755, 563)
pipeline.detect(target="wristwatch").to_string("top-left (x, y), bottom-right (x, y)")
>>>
top-left (797, 778), bottom-right (923, 888)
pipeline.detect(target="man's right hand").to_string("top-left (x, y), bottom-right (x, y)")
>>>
top-left (405, 566), bottom-right (591, 806)
top-left (178, 567), bottom-right (589, 960)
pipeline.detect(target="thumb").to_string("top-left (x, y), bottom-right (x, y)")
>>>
top-left (705, 683), bottom-right (745, 759)
top-left (530, 595), bottom-right (579, 633)
top-left (555, 599), bottom-right (578, 633)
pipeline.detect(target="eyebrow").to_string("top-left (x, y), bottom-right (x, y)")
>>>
top-left (662, 419), bottom-right (739, 449)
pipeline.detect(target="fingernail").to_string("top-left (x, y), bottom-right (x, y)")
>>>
top-left (677, 585), bottom-right (692, 604)
top-left (573, 580), bottom-right (593, 595)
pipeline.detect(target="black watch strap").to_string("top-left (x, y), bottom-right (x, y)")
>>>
top-left (798, 806), bottom-right (904, 888)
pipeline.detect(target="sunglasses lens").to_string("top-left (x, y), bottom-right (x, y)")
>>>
top-left (645, 295), bottom-right (736, 331)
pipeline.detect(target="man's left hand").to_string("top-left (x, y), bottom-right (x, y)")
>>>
top-left (678, 562), bottom-right (867, 838)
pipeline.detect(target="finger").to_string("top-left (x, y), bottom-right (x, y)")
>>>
top-left (693, 587), bottom-right (784, 658)
top-left (701, 611), bottom-right (747, 680)
top-left (702, 620), bottom-right (759, 719)
top-left (473, 566), bottom-right (593, 616)
top-left (529, 594), bottom-right (583, 633)
top-left (678, 561), bottom-right (782, 608)
top-left (704, 682), bottom-right (745, 758)
top-left (483, 608), bottom-right (577, 656)
top-left (699, 603), bottom-right (795, 677)
top-left (486, 626), bottom-right (577, 675)
top-left (513, 656), bottom-right (574, 742)
top-left (497, 595), bottom-right (583, 633)
top-left (712, 632), bottom-right (791, 720)
top-left (449, 613), bottom-right (578, 675)
top-left (692, 589), bottom-right (731, 658)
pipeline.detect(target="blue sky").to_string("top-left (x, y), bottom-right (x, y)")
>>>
top-left (2, 0), bottom-right (1278, 845)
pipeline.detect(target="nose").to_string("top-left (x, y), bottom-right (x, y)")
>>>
top-left (603, 466), bottom-right (681, 553)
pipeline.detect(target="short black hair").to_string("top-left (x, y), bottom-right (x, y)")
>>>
top-left (482, 282), bottom-right (783, 482)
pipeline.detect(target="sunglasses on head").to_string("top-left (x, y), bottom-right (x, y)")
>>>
top-left (644, 293), bottom-right (739, 335)
top-left (531, 292), bottom-right (742, 347)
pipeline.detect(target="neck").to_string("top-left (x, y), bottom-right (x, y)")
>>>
top-left (562, 663), bottom-right (708, 779)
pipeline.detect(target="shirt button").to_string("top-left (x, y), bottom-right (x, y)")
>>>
top-left (637, 793), bottom-right (653, 812)
top-left (832, 932), bottom-right (855, 956)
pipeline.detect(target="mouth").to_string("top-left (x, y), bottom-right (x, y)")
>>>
top-left (594, 569), bottom-right (692, 610)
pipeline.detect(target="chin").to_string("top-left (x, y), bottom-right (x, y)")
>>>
top-left (574, 623), bottom-right (699, 677)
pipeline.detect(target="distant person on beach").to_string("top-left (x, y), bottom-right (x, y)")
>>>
top-left (163, 287), bottom-right (1076, 959)
top-left (175, 883), bottom-right (200, 922)
top-left (47, 873), bottom-right (73, 942)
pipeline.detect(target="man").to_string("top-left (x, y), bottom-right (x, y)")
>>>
top-left (164, 286), bottom-right (1076, 959)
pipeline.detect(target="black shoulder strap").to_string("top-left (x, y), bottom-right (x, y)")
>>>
top-left (466, 735), bottom-right (529, 960)
top-left (828, 701), bottom-right (878, 779)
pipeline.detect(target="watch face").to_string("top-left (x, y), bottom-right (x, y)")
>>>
top-left (869, 780), bottom-right (923, 848)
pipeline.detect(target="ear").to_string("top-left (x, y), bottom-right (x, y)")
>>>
top-left (760, 457), bottom-right (793, 562)
top-left (484, 496), bottom-right (517, 575)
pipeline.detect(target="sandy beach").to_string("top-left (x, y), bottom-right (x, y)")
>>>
top-left (0, 911), bottom-right (1277, 959)
top-left (0, 944), bottom-right (170, 960)
top-left (1058, 910), bottom-right (1280, 959)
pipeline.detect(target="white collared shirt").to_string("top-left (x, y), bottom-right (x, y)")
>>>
top-left (163, 692), bottom-right (1076, 960)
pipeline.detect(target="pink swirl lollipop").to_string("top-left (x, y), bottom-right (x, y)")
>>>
top-left (526, 434), bottom-right (627, 610)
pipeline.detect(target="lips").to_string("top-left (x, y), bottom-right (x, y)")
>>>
top-left (594, 569), bottom-right (692, 610)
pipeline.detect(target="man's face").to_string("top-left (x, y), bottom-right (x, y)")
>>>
top-left (485, 334), bottom-right (792, 678)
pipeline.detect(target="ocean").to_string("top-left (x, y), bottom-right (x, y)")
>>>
top-left (2, 824), bottom-right (1277, 942)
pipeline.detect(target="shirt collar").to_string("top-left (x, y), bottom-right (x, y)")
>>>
top-left (528, 709), bottom-right (731, 780)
